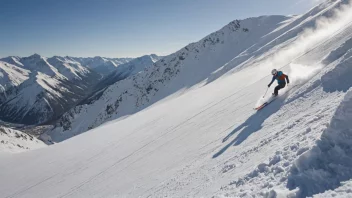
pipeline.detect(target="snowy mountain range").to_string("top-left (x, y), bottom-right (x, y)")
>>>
top-left (2, 0), bottom-right (352, 197)
top-left (0, 54), bottom-right (160, 125)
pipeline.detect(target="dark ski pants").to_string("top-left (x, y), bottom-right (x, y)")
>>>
top-left (274, 83), bottom-right (286, 96)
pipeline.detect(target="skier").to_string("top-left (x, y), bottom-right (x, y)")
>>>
top-left (268, 69), bottom-right (289, 96)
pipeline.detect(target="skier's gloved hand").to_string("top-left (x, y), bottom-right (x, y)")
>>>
top-left (267, 84), bottom-right (271, 87)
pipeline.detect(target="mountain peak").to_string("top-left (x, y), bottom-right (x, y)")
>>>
top-left (93, 56), bottom-right (105, 61)
top-left (28, 53), bottom-right (43, 59)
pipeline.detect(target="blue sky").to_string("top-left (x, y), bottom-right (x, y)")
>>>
top-left (0, 0), bottom-right (320, 58)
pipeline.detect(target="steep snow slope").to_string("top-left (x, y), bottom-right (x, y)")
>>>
top-left (286, 46), bottom-right (352, 197)
top-left (50, 15), bottom-right (293, 141)
top-left (0, 126), bottom-right (46, 153)
top-left (50, 0), bottom-right (351, 142)
top-left (1, 0), bottom-right (352, 197)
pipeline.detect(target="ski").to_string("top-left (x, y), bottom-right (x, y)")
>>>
top-left (254, 85), bottom-right (298, 111)
top-left (254, 97), bottom-right (277, 110)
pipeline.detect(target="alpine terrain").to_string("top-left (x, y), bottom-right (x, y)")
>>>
top-left (0, 54), bottom-right (159, 125)
top-left (1, 0), bottom-right (352, 197)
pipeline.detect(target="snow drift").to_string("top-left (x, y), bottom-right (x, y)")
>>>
top-left (287, 48), bottom-right (352, 197)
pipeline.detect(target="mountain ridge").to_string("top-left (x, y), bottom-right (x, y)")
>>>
top-left (0, 54), bottom-right (160, 125)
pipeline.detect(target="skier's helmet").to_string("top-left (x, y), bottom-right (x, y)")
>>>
top-left (271, 69), bottom-right (278, 75)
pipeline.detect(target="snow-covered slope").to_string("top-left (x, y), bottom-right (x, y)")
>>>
top-left (99, 54), bottom-right (161, 88)
top-left (0, 60), bottom-right (30, 102)
top-left (51, 0), bottom-right (351, 141)
top-left (79, 54), bottom-right (162, 106)
top-left (1, 0), bottom-right (352, 197)
top-left (0, 126), bottom-right (46, 153)
top-left (114, 54), bottom-right (161, 77)
top-left (46, 56), bottom-right (92, 81)
top-left (50, 15), bottom-right (294, 141)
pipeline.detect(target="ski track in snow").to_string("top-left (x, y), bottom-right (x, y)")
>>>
top-left (1, 0), bottom-right (352, 198)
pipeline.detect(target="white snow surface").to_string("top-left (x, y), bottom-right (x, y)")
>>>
top-left (2, 0), bottom-right (352, 197)
top-left (0, 126), bottom-right (46, 153)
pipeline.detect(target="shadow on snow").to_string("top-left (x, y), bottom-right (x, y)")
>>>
top-left (213, 93), bottom-right (289, 158)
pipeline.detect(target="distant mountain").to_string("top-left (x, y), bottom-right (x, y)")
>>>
top-left (79, 54), bottom-right (162, 106)
top-left (70, 56), bottom-right (133, 77)
top-left (0, 59), bottom-right (30, 103)
top-left (0, 54), bottom-right (159, 125)
top-left (0, 54), bottom-right (101, 124)
top-left (114, 54), bottom-right (161, 77)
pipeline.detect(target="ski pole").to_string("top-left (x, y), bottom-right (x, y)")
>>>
top-left (263, 87), bottom-right (269, 98)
